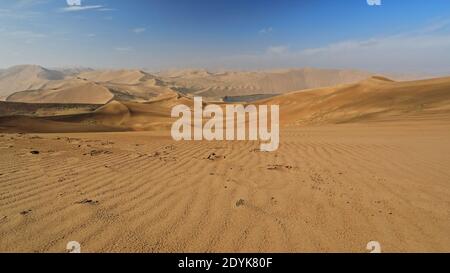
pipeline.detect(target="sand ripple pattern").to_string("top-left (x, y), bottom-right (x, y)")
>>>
top-left (0, 124), bottom-right (449, 252)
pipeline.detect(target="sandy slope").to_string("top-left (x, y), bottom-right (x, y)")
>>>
top-left (0, 121), bottom-right (449, 252)
top-left (0, 93), bottom-right (189, 133)
top-left (260, 76), bottom-right (450, 125)
top-left (78, 69), bottom-right (153, 85)
top-left (7, 82), bottom-right (114, 104)
top-left (0, 65), bottom-right (66, 100)
top-left (0, 101), bottom-right (101, 117)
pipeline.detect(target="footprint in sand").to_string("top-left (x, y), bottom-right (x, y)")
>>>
top-left (66, 157), bottom-right (81, 164)
top-left (270, 197), bottom-right (278, 205)
top-left (266, 164), bottom-right (293, 170)
top-left (86, 150), bottom-right (112, 156)
top-left (235, 199), bottom-right (245, 207)
top-left (20, 210), bottom-right (32, 216)
top-left (206, 153), bottom-right (225, 161)
top-left (75, 199), bottom-right (99, 205)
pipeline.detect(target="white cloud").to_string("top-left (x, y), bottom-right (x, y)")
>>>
top-left (114, 47), bottom-right (133, 52)
top-left (0, 8), bottom-right (41, 19)
top-left (0, 29), bottom-right (47, 40)
top-left (98, 8), bottom-right (115, 12)
top-left (259, 27), bottom-right (273, 34)
top-left (0, 29), bottom-right (48, 45)
top-left (132, 28), bottom-right (146, 34)
top-left (13, 0), bottom-right (49, 9)
top-left (214, 20), bottom-right (450, 74)
top-left (418, 19), bottom-right (450, 34)
top-left (61, 5), bottom-right (103, 12)
top-left (266, 45), bottom-right (289, 55)
top-left (11, 30), bottom-right (47, 39)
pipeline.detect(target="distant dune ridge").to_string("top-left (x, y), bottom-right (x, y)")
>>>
top-left (0, 65), bottom-right (174, 104)
top-left (0, 65), bottom-right (65, 100)
top-left (0, 66), bottom-right (449, 132)
top-left (157, 68), bottom-right (376, 99)
top-left (8, 82), bottom-right (114, 105)
top-left (77, 69), bottom-right (155, 85)
top-left (1, 64), bottom-right (450, 131)
top-left (0, 65), bottom-right (400, 104)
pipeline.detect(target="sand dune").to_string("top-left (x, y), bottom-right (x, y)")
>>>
top-left (0, 92), bottom-right (190, 133)
top-left (0, 72), bottom-right (449, 253)
top-left (104, 79), bottom-right (176, 103)
top-left (54, 67), bottom-right (94, 76)
top-left (0, 65), bottom-right (66, 100)
top-left (81, 93), bottom-right (193, 131)
top-left (159, 68), bottom-right (377, 99)
top-left (7, 82), bottom-right (114, 104)
top-left (2, 76), bottom-right (450, 133)
top-left (78, 69), bottom-right (155, 85)
top-left (0, 101), bottom-right (101, 117)
top-left (0, 65), bottom-right (433, 104)
top-left (261, 76), bottom-right (450, 125)
top-left (1, 66), bottom-right (176, 104)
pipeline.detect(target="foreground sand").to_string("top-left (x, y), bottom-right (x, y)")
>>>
top-left (0, 120), bottom-right (449, 253)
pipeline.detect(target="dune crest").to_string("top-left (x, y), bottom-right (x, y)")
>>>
top-left (7, 82), bottom-right (114, 104)
top-left (78, 69), bottom-right (154, 85)
top-left (0, 65), bottom-right (66, 100)
top-left (260, 76), bottom-right (450, 125)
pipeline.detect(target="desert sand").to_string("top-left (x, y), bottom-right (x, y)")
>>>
top-left (0, 73), bottom-right (449, 253)
top-left (0, 122), bottom-right (449, 253)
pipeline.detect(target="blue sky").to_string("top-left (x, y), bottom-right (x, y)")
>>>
top-left (1, 0), bottom-right (450, 73)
